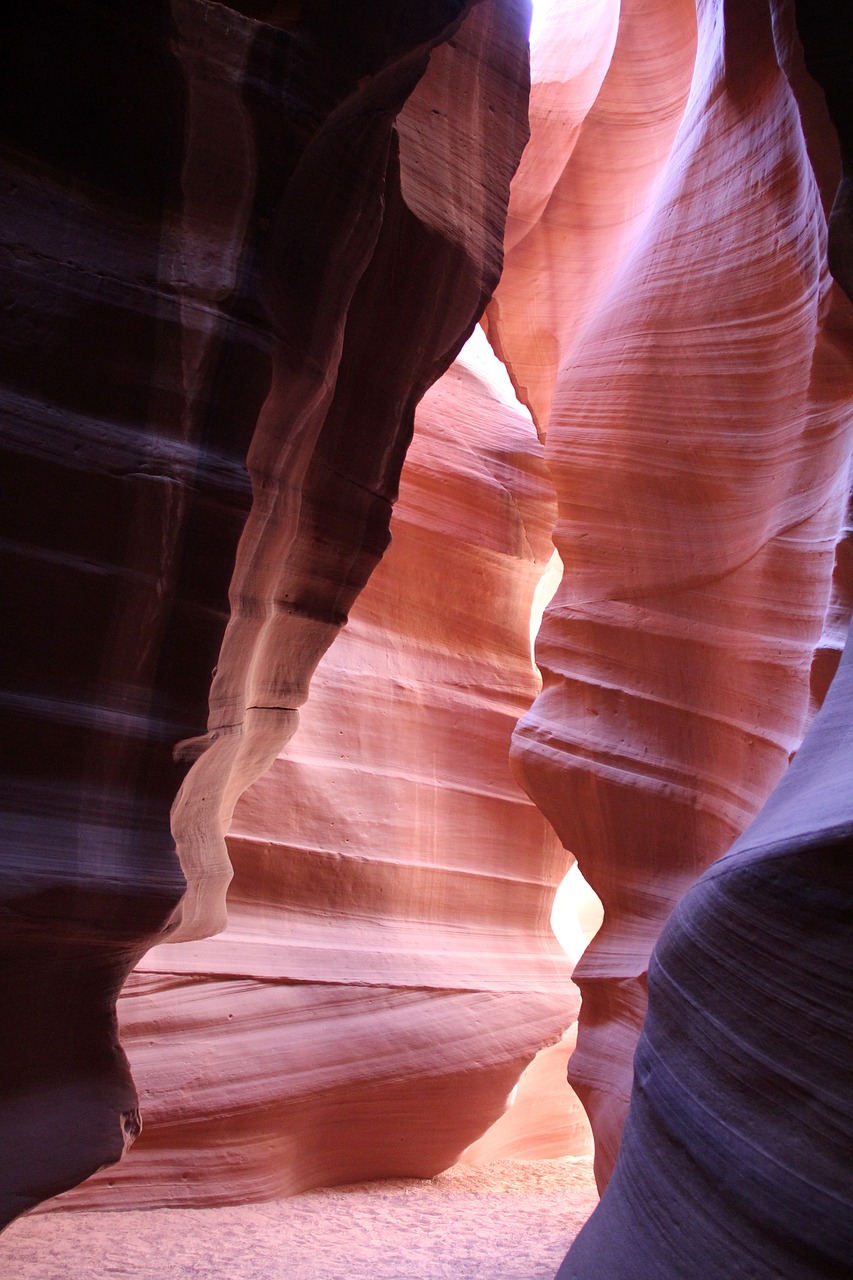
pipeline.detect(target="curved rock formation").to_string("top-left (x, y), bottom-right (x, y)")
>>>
top-left (459, 1023), bottom-right (594, 1164)
top-left (488, 0), bottom-right (853, 1189)
top-left (0, 0), bottom-right (532, 1224)
top-left (793, 0), bottom-right (853, 304)
top-left (53, 334), bottom-right (576, 1209)
top-left (5, 0), bottom-right (852, 1256)
top-left (168, 0), bottom-right (535, 947)
top-left (560, 616), bottom-right (853, 1278)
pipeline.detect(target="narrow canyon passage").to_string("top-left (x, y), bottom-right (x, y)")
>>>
top-left (53, 324), bottom-right (590, 1211)
top-left (1, 0), bottom-right (852, 1275)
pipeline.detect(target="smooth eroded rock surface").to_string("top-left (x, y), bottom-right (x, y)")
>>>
top-left (560, 618), bottom-right (853, 1278)
top-left (49, 335), bottom-right (581, 1208)
top-left (487, 0), bottom-right (853, 1189)
top-left (0, 0), bottom-right (533, 1222)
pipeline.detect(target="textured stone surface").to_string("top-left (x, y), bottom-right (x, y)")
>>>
top-left (5, 0), bottom-right (853, 1263)
top-left (488, 0), bottom-right (853, 1190)
top-left (168, 0), bottom-right (534, 949)
top-left (560, 618), bottom-right (853, 1278)
top-left (0, 0), bottom-right (532, 1223)
top-left (551, 2), bottom-right (853, 1267)
top-left (44, 332), bottom-right (579, 1209)
top-left (2, 1158), bottom-right (600, 1280)
top-left (460, 1024), bottom-right (593, 1164)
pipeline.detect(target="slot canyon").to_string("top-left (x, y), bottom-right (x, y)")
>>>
top-left (1, 0), bottom-right (851, 1277)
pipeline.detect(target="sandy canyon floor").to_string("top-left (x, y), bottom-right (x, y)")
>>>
top-left (1, 1157), bottom-right (597, 1280)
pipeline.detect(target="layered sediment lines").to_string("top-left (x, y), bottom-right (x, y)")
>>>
top-left (7, 0), bottom-right (853, 1246)
top-left (54, 340), bottom-right (578, 1208)
top-left (488, 0), bottom-right (853, 1187)
top-left (561, 619), bottom-right (853, 1278)
top-left (0, 0), bottom-right (533, 1222)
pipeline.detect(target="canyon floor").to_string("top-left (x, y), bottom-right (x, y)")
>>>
top-left (1, 1157), bottom-right (597, 1280)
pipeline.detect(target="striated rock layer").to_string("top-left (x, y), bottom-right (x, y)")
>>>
top-left (53, 337), bottom-right (578, 1209)
top-left (167, 0), bottom-right (534, 948)
top-left (487, 0), bottom-right (853, 1189)
top-left (560, 617), bottom-right (853, 1278)
top-left (5, 0), bottom-right (852, 1247)
top-left (459, 1023), bottom-right (594, 1164)
top-left (553, 2), bottom-right (853, 1270)
top-left (0, 0), bottom-right (532, 1223)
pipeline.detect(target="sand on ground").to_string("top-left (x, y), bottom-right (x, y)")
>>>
top-left (0, 1158), bottom-right (597, 1280)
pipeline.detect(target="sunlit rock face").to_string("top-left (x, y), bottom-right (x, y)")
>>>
top-left (53, 337), bottom-right (577, 1209)
top-left (487, 0), bottom-right (853, 1193)
top-left (459, 1023), bottom-right (594, 1164)
top-left (0, 0), bottom-right (532, 1224)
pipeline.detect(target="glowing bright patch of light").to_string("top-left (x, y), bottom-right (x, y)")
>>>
top-left (550, 862), bottom-right (604, 962)
top-left (529, 547), bottom-right (562, 662)
top-left (528, 0), bottom-right (620, 87)
top-left (455, 323), bottom-right (526, 412)
top-left (455, 329), bottom-right (561, 672)
top-left (529, 0), bottom-right (561, 44)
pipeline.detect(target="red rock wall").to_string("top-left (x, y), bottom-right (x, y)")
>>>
top-left (488, 0), bottom-right (853, 1190)
top-left (54, 338), bottom-right (577, 1208)
top-left (5, 0), bottom-right (852, 1252)
top-left (561, 614), bottom-right (853, 1277)
top-left (0, 0), bottom-right (533, 1224)
top-left (168, 0), bottom-right (534, 945)
top-left (551, 3), bottom-right (853, 1272)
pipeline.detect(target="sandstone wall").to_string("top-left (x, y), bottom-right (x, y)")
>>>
top-left (4, 0), bottom-right (852, 1254)
top-left (561, 614), bottom-right (853, 1277)
top-left (488, 0), bottom-right (853, 1189)
top-left (54, 336), bottom-right (580, 1208)
top-left (0, 0), bottom-right (533, 1223)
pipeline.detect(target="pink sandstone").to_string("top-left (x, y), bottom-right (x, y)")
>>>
top-left (50, 332), bottom-right (581, 1209)
top-left (488, 0), bottom-right (853, 1194)
top-left (2, 3), bottom-right (853, 1274)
